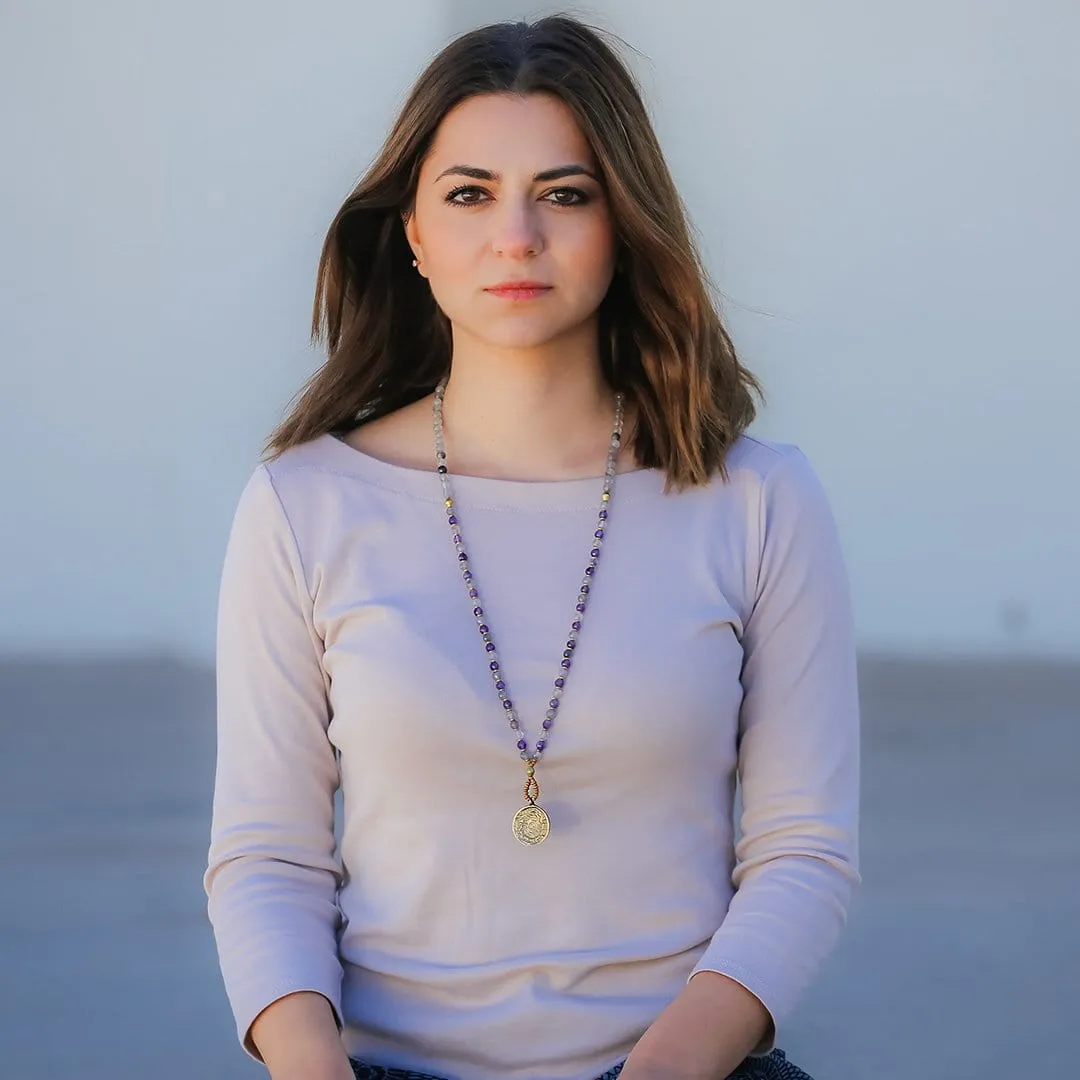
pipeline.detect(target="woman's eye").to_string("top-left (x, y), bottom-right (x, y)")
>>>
top-left (445, 185), bottom-right (490, 206)
top-left (544, 187), bottom-right (590, 206)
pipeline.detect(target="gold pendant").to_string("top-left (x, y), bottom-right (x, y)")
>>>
top-left (512, 758), bottom-right (549, 845)
top-left (512, 803), bottom-right (550, 846)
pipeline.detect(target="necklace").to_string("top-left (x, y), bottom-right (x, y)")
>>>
top-left (432, 378), bottom-right (626, 845)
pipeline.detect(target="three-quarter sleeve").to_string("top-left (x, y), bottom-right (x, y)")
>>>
top-left (690, 447), bottom-right (861, 1048)
top-left (204, 464), bottom-right (344, 1060)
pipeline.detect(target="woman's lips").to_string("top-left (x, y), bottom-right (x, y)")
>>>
top-left (484, 283), bottom-right (553, 300)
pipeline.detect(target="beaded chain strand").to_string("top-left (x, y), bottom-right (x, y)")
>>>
top-left (432, 378), bottom-right (625, 844)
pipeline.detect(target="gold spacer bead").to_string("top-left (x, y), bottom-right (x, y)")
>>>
top-left (601, 492), bottom-right (611, 501)
top-left (445, 498), bottom-right (454, 508)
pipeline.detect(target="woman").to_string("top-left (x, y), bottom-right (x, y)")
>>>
top-left (205, 15), bottom-right (859, 1080)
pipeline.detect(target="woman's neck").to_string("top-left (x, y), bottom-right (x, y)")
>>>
top-left (439, 341), bottom-right (626, 483)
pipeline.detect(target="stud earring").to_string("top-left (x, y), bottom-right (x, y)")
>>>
top-left (412, 258), bottom-right (418, 268)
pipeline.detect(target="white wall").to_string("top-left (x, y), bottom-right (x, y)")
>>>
top-left (0, 1), bottom-right (450, 660)
top-left (2, 2), bottom-right (1077, 662)
top-left (471, 1), bottom-right (1080, 657)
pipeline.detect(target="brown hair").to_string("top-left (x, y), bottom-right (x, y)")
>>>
top-left (266, 14), bottom-right (762, 488)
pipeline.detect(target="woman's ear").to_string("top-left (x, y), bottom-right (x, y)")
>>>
top-left (402, 210), bottom-right (425, 276)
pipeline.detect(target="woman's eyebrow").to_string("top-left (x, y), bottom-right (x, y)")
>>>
top-left (433, 163), bottom-right (599, 183)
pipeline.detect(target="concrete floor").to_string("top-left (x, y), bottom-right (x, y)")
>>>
top-left (1, 655), bottom-right (1077, 1079)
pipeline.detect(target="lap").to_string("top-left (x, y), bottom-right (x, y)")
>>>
top-left (349, 1049), bottom-right (813, 1080)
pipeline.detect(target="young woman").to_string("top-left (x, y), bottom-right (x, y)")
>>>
top-left (205, 16), bottom-right (860, 1080)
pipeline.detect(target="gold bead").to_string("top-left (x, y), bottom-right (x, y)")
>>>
top-left (445, 498), bottom-right (454, 508)
top-left (601, 492), bottom-right (611, 501)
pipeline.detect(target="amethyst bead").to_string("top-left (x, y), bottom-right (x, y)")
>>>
top-left (517, 739), bottom-right (527, 750)
top-left (485, 642), bottom-right (496, 652)
top-left (549, 698), bottom-right (559, 709)
top-left (448, 515), bottom-right (458, 525)
top-left (560, 659), bottom-right (572, 669)
top-left (555, 677), bottom-right (566, 687)
top-left (536, 740), bottom-right (546, 752)
top-left (542, 718), bottom-right (553, 729)
top-left (504, 700), bottom-right (514, 710)
top-left (576, 603), bottom-right (586, 613)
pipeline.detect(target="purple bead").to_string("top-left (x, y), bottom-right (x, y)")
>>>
top-left (560, 658), bottom-right (572, 669)
top-left (478, 624), bottom-right (489, 634)
top-left (495, 680), bottom-right (505, 690)
top-left (571, 622), bottom-right (581, 632)
top-left (591, 548), bottom-right (600, 558)
top-left (555, 677), bottom-right (565, 687)
top-left (504, 700), bottom-right (515, 711)
top-left (468, 588), bottom-right (479, 598)
top-left (581, 584), bottom-right (590, 593)
top-left (584, 566), bottom-right (594, 576)
top-left (473, 606), bottom-right (483, 617)
top-left (542, 718), bottom-right (553, 729)
top-left (458, 552), bottom-right (468, 561)
top-left (562, 649), bottom-right (572, 659)
top-left (517, 739), bottom-right (527, 750)
top-left (453, 533), bottom-right (462, 543)
top-left (565, 640), bottom-right (576, 649)
top-left (463, 571), bottom-right (473, 582)
top-left (599, 509), bottom-right (608, 519)
top-left (576, 603), bottom-right (586, 613)
top-left (536, 740), bottom-right (546, 752)
top-left (485, 642), bottom-right (496, 652)
top-left (490, 661), bottom-right (499, 671)
top-left (595, 529), bottom-right (604, 539)
top-left (448, 515), bottom-right (458, 525)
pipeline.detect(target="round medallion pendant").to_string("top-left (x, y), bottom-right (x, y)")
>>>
top-left (512, 804), bottom-right (550, 846)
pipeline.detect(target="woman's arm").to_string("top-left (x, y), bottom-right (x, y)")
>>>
top-left (625, 446), bottom-right (860, 1077)
top-left (250, 992), bottom-right (355, 1080)
top-left (204, 465), bottom-right (348, 1066)
top-left (620, 971), bottom-right (770, 1080)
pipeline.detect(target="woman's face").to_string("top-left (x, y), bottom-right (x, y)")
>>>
top-left (405, 92), bottom-right (616, 352)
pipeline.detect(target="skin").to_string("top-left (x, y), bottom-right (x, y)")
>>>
top-left (253, 92), bottom-right (771, 1080)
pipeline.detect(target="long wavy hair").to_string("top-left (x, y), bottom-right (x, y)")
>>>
top-left (266, 14), bottom-right (762, 488)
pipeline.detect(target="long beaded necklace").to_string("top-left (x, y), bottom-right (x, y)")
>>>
top-left (432, 378), bottom-right (625, 846)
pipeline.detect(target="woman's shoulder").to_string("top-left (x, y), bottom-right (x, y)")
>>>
top-left (720, 433), bottom-right (812, 490)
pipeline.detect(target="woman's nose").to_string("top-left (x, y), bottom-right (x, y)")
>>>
top-left (491, 199), bottom-right (544, 259)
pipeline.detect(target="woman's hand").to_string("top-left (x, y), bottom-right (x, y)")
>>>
top-left (618, 971), bottom-right (772, 1080)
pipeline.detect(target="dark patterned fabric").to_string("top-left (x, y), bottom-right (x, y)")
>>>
top-left (349, 1048), bottom-right (812, 1080)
